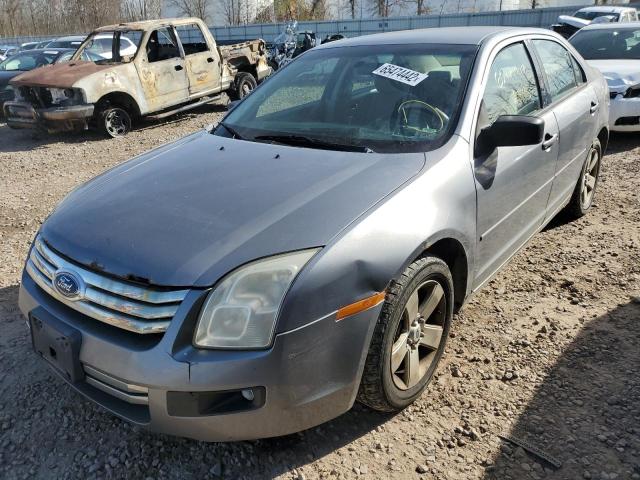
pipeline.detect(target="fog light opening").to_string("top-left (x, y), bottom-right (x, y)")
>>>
top-left (241, 388), bottom-right (255, 401)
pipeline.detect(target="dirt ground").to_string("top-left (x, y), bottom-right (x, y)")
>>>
top-left (0, 111), bottom-right (638, 480)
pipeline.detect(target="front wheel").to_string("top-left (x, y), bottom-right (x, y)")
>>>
top-left (96, 105), bottom-right (132, 138)
top-left (357, 256), bottom-right (453, 412)
top-left (566, 138), bottom-right (602, 218)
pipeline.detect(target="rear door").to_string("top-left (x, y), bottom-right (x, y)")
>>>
top-left (473, 41), bottom-right (559, 285)
top-left (175, 23), bottom-right (220, 96)
top-left (530, 39), bottom-right (597, 217)
top-left (137, 26), bottom-right (189, 111)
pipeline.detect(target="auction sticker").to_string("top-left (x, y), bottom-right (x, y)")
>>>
top-left (373, 63), bottom-right (428, 86)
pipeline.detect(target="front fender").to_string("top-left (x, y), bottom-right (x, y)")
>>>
top-left (276, 135), bottom-right (477, 334)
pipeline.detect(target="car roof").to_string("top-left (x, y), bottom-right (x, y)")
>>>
top-left (14, 48), bottom-right (74, 54)
top-left (49, 35), bottom-right (85, 42)
top-left (576, 6), bottom-right (636, 13)
top-left (315, 26), bottom-right (555, 48)
top-left (581, 21), bottom-right (640, 31)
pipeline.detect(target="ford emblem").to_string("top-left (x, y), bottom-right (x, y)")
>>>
top-left (53, 270), bottom-right (83, 300)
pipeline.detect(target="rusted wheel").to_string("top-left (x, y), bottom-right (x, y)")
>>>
top-left (97, 106), bottom-right (132, 138)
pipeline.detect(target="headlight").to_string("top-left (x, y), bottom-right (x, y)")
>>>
top-left (194, 249), bottom-right (319, 349)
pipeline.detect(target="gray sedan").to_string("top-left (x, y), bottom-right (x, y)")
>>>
top-left (19, 27), bottom-right (608, 441)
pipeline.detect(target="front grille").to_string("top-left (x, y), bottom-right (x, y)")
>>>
top-left (615, 116), bottom-right (640, 126)
top-left (26, 236), bottom-right (189, 334)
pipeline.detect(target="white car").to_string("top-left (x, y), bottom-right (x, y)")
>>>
top-left (571, 22), bottom-right (640, 132)
top-left (553, 6), bottom-right (639, 38)
top-left (84, 33), bottom-right (138, 60)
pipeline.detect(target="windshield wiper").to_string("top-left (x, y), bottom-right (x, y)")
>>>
top-left (254, 134), bottom-right (374, 153)
top-left (218, 122), bottom-right (244, 140)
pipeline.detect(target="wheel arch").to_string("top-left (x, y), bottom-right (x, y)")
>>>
top-left (95, 91), bottom-right (141, 118)
top-left (597, 126), bottom-right (609, 154)
top-left (397, 233), bottom-right (471, 312)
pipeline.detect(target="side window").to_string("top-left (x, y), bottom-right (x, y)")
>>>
top-left (175, 24), bottom-right (208, 55)
top-left (532, 40), bottom-right (578, 103)
top-left (570, 55), bottom-right (586, 84)
top-left (146, 27), bottom-right (180, 63)
top-left (482, 42), bottom-right (541, 125)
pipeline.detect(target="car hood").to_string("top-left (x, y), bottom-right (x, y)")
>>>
top-left (10, 61), bottom-right (111, 88)
top-left (587, 59), bottom-right (640, 93)
top-left (40, 131), bottom-right (426, 287)
top-left (556, 15), bottom-right (591, 28)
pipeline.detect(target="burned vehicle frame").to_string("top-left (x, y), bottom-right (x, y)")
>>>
top-left (4, 18), bottom-right (271, 136)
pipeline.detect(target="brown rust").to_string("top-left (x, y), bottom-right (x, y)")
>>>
top-left (11, 62), bottom-right (112, 88)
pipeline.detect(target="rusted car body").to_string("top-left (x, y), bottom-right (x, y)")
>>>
top-left (4, 18), bottom-right (270, 136)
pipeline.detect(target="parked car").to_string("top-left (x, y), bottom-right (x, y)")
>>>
top-left (45, 35), bottom-right (86, 49)
top-left (0, 46), bottom-right (19, 60)
top-left (553, 6), bottom-right (639, 38)
top-left (5, 18), bottom-right (271, 137)
top-left (570, 22), bottom-right (640, 132)
top-left (0, 48), bottom-right (100, 111)
top-left (19, 26), bottom-right (608, 442)
top-left (267, 21), bottom-right (317, 71)
top-left (19, 41), bottom-right (40, 51)
top-left (35, 40), bottom-right (52, 49)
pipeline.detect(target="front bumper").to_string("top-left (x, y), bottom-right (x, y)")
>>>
top-left (19, 270), bottom-right (380, 441)
top-left (4, 101), bottom-right (94, 132)
top-left (609, 95), bottom-right (640, 132)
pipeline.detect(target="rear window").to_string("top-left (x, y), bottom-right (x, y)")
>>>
top-left (176, 24), bottom-right (209, 55)
top-left (570, 28), bottom-right (640, 60)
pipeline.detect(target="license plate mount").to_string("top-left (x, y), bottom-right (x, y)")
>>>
top-left (29, 309), bottom-right (84, 383)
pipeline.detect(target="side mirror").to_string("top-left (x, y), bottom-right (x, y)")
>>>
top-left (490, 115), bottom-right (545, 147)
top-left (476, 115), bottom-right (544, 157)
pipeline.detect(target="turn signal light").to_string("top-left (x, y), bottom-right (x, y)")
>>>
top-left (336, 291), bottom-right (386, 321)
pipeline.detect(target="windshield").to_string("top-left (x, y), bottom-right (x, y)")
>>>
top-left (77, 30), bottom-right (143, 63)
top-left (0, 51), bottom-right (59, 71)
top-left (571, 28), bottom-right (640, 59)
top-left (574, 11), bottom-right (620, 21)
top-left (218, 44), bottom-right (477, 153)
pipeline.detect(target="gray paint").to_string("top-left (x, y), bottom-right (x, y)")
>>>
top-left (20, 27), bottom-right (608, 441)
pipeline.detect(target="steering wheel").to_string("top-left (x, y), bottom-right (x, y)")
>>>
top-left (391, 99), bottom-right (449, 137)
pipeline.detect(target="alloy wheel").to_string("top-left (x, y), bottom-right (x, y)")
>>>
top-left (580, 146), bottom-right (600, 210)
top-left (390, 279), bottom-right (447, 390)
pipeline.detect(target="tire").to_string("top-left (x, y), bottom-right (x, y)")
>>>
top-left (566, 138), bottom-right (602, 218)
top-left (96, 105), bottom-right (132, 138)
top-left (229, 72), bottom-right (257, 101)
top-left (357, 256), bottom-right (454, 412)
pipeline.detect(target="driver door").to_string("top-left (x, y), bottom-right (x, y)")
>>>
top-left (473, 41), bottom-right (559, 286)
top-left (137, 26), bottom-right (189, 111)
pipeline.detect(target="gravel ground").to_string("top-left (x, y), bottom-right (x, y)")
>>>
top-left (1, 112), bottom-right (639, 480)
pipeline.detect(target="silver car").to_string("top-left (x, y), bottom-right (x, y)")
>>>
top-left (19, 27), bottom-right (608, 441)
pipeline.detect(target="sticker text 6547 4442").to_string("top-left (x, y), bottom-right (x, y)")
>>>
top-left (372, 63), bottom-right (429, 87)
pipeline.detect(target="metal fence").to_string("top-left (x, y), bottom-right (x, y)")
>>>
top-left (0, 4), bottom-right (588, 47)
top-left (210, 5), bottom-right (588, 42)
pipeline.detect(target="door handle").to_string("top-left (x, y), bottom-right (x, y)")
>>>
top-left (207, 57), bottom-right (214, 63)
top-left (174, 65), bottom-right (183, 71)
top-left (542, 133), bottom-right (558, 151)
top-left (590, 101), bottom-right (599, 114)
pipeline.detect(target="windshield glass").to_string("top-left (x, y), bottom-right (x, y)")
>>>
top-left (571, 28), bottom-right (640, 59)
top-left (574, 11), bottom-right (620, 21)
top-left (218, 44), bottom-right (477, 153)
top-left (77, 30), bottom-right (143, 63)
top-left (0, 51), bottom-right (59, 71)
